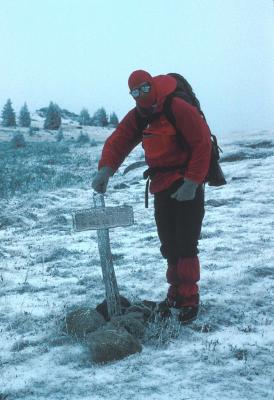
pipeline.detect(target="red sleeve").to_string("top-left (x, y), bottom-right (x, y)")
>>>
top-left (98, 108), bottom-right (142, 172)
top-left (171, 97), bottom-right (212, 184)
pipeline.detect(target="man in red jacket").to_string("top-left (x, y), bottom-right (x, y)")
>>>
top-left (92, 70), bottom-right (212, 323)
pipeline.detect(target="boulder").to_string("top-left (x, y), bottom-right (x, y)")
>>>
top-left (125, 304), bottom-right (154, 322)
top-left (65, 308), bottom-right (105, 338)
top-left (110, 313), bottom-right (145, 339)
top-left (142, 300), bottom-right (157, 311)
top-left (96, 296), bottom-right (131, 320)
top-left (86, 326), bottom-right (142, 363)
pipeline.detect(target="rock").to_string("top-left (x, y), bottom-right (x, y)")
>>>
top-left (96, 296), bottom-right (131, 320)
top-left (123, 161), bottom-right (146, 175)
top-left (124, 309), bottom-right (145, 321)
top-left (142, 300), bottom-right (158, 310)
top-left (110, 313), bottom-right (145, 339)
top-left (86, 326), bottom-right (142, 363)
top-left (65, 308), bottom-right (105, 338)
top-left (113, 183), bottom-right (129, 189)
top-left (11, 340), bottom-right (32, 352)
top-left (125, 304), bottom-right (154, 322)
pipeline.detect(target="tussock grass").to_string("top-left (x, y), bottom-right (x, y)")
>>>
top-left (0, 141), bottom-right (94, 198)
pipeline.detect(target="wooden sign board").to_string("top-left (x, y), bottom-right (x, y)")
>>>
top-left (73, 205), bottom-right (134, 232)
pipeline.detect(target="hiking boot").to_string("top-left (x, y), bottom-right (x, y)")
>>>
top-left (178, 305), bottom-right (199, 324)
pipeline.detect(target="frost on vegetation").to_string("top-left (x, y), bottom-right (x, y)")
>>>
top-left (11, 339), bottom-right (38, 352)
top-left (28, 126), bottom-right (39, 136)
top-left (59, 298), bottom-right (180, 363)
top-left (0, 213), bottom-right (20, 229)
top-left (1, 130), bottom-right (274, 397)
top-left (76, 131), bottom-right (90, 145)
top-left (0, 141), bottom-right (93, 197)
top-left (10, 132), bottom-right (26, 148)
top-left (43, 102), bottom-right (61, 130)
top-left (144, 316), bottom-right (183, 347)
top-left (56, 128), bottom-right (64, 142)
top-left (241, 140), bottom-right (274, 150)
top-left (37, 247), bottom-right (75, 264)
top-left (90, 138), bottom-right (97, 147)
top-left (75, 132), bottom-right (97, 146)
top-left (221, 145), bottom-right (273, 163)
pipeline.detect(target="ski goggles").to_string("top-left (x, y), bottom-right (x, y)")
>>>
top-left (130, 83), bottom-right (151, 98)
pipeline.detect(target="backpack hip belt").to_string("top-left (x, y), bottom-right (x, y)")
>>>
top-left (143, 164), bottom-right (187, 208)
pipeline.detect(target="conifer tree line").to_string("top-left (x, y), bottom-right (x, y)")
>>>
top-left (0, 99), bottom-right (119, 129)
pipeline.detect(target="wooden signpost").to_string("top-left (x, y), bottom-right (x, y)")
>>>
top-left (72, 193), bottom-right (134, 318)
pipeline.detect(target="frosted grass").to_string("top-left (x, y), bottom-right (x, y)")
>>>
top-left (0, 129), bottom-right (273, 399)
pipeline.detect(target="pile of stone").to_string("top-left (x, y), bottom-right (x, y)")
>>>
top-left (64, 296), bottom-right (157, 364)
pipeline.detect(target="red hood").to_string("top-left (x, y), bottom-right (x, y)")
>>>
top-left (153, 74), bottom-right (177, 110)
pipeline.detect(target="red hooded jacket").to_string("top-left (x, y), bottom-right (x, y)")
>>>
top-left (98, 75), bottom-right (212, 194)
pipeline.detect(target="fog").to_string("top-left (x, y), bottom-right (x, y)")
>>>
top-left (0, 0), bottom-right (273, 135)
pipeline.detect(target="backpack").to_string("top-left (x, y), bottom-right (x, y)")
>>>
top-left (136, 73), bottom-right (227, 188)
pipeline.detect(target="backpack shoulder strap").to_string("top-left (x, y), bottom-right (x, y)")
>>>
top-left (135, 107), bottom-right (165, 132)
top-left (163, 95), bottom-right (175, 126)
top-left (135, 108), bottom-right (148, 132)
top-left (163, 95), bottom-right (191, 151)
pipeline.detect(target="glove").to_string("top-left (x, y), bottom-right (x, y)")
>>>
top-left (92, 166), bottom-right (114, 193)
top-left (170, 178), bottom-right (199, 201)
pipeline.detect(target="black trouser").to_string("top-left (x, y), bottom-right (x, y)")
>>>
top-left (154, 180), bottom-right (205, 266)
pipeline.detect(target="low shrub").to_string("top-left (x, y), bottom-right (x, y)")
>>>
top-left (76, 132), bottom-right (90, 145)
top-left (11, 132), bottom-right (26, 148)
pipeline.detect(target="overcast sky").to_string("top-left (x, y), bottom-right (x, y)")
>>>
top-left (0, 0), bottom-right (273, 135)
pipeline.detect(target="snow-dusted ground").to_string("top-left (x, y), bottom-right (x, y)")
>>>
top-left (0, 128), bottom-right (273, 400)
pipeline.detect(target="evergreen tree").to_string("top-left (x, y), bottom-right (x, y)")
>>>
top-left (109, 112), bottom-right (119, 127)
top-left (78, 108), bottom-right (90, 125)
top-left (92, 107), bottom-right (108, 127)
top-left (19, 102), bottom-right (31, 127)
top-left (1, 99), bottom-right (16, 127)
top-left (44, 102), bottom-right (61, 130)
